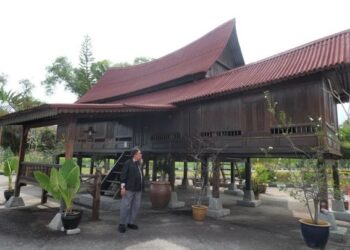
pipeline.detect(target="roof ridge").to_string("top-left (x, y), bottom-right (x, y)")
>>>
top-left (206, 28), bottom-right (350, 80)
top-left (108, 19), bottom-right (236, 71)
top-left (244, 29), bottom-right (350, 67)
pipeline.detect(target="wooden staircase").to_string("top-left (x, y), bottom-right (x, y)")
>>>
top-left (101, 151), bottom-right (129, 199)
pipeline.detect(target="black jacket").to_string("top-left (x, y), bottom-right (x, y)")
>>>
top-left (120, 159), bottom-right (144, 192)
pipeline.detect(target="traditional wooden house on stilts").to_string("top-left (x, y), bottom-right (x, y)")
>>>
top-left (1, 19), bottom-right (350, 217)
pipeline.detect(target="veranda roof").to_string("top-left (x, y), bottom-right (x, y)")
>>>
top-left (0, 103), bottom-right (175, 126)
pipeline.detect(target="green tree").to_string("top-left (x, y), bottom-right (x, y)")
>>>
top-left (112, 57), bottom-right (153, 68)
top-left (12, 79), bottom-right (42, 111)
top-left (42, 36), bottom-right (154, 97)
top-left (0, 75), bottom-right (41, 154)
top-left (42, 35), bottom-right (111, 97)
top-left (0, 76), bottom-right (41, 113)
top-left (339, 119), bottom-right (350, 158)
top-left (37, 128), bottom-right (56, 151)
top-left (133, 56), bottom-right (154, 65)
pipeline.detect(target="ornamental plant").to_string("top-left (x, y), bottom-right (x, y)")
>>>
top-left (34, 159), bottom-right (80, 214)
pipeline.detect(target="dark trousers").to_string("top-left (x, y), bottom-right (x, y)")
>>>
top-left (120, 190), bottom-right (141, 225)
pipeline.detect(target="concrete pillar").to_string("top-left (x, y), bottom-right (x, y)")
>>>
top-left (224, 162), bottom-right (244, 196)
top-left (332, 160), bottom-right (346, 212)
top-left (207, 159), bottom-right (230, 218)
top-left (237, 158), bottom-right (261, 207)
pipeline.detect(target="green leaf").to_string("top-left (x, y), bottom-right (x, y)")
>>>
top-left (65, 166), bottom-right (80, 191)
top-left (3, 161), bottom-right (10, 176)
top-left (59, 159), bottom-right (80, 191)
top-left (50, 168), bottom-right (60, 192)
top-left (33, 171), bottom-right (51, 192)
top-left (58, 170), bottom-right (67, 190)
top-left (9, 157), bottom-right (18, 172)
top-left (59, 159), bottom-right (76, 179)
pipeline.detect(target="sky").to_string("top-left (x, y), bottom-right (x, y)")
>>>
top-left (0, 0), bottom-right (350, 122)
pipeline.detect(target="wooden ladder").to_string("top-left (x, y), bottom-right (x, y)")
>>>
top-left (100, 151), bottom-right (129, 199)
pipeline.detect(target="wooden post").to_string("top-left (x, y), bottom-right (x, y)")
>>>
top-left (230, 162), bottom-right (235, 185)
top-left (107, 158), bottom-right (110, 171)
top-left (182, 161), bottom-right (188, 186)
top-left (245, 158), bottom-right (252, 191)
top-left (212, 159), bottom-right (220, 198)
top-left (169, 160), bottom-right (175, 191)
top-left (90, 157), bottom-right (94, 174)
top-left (41, 189), bottom-right (48, 204)
top-left (220, 163), bottom-right (227, 184)
top-left (64, 118), bottom-right (76, 160)
top-left (318, 158), bottom-right (329, 210)
top-left (77, 153), bottom-right (83, 173)
top-left (92, 169), bottom-right (101, 220)
top-left (55, 155), bottom-right (60, 165)
top-left (14, 126), bottom-right (29, 197)
top-left (332, 160), bottom-right (341, 200)
top-left (152, 159), bottom-right (157, 181)
top-left (145, 160), bottom-right (150, 179)
top-left (203, 159), bottom-right (208, 186)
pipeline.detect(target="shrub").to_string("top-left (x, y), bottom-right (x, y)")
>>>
top-left (276, 171), bottom-right (291, 183)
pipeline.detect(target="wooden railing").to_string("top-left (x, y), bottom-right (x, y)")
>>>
top-left (18, 162), bottom-right (101, 220)
top-left (20, 162), bottom-right (60, 181)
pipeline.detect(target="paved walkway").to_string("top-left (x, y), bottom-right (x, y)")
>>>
top-left (0, 175), bottom-right (349, 250)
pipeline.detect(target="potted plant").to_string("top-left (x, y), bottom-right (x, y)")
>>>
top-left (186, 136), bottom-right (217, 221)
top-left (34, 159), bottom-right (82, 230)
top-left (253, 164), bottom-right (270, 194)
top-left (3, 157), bottom-right (18, 201)
top-left (149, 157), bottom-right (172, 209)
top-left (265, 91), bottom-right (331, 249)
top-left (191, 160), bottom-right (208, 221)
top-left (252, 177), bottom-right (260, 200)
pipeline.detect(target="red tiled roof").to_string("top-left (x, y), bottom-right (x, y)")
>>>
top-left (77, 19), bottom-right (239, 103)
top-left (113, 29), bottom-right (350, 105)
top-left (0, 103), bottom-right (175, 125)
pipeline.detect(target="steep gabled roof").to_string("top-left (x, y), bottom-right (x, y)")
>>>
top-left (77, 19), bottom-right (244, 103)
top-left (112, 29), bottom-right (350, 105)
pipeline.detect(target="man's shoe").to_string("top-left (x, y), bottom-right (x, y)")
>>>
top-left (118, 224), bottom-right (126, 233)
top-left (127, 224), bottom-right (139, 230)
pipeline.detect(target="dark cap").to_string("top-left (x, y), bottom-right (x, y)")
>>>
top-left (131, 146), bottom-right (141, 156)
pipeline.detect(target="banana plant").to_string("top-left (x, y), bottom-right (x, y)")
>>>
top-left (34, 159), bottom-right (80, 214)
top-left (3, 157), bottom-right (18, 191)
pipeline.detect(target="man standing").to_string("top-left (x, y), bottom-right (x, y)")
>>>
top-left (119, 147), bottom-right (144, 233)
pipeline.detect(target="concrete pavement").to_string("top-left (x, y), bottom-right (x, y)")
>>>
top-left (0, 176), bottom-right (349, 250)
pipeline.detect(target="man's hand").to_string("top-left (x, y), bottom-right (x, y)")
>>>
top-left (120, 187), bottom-right (126, 198)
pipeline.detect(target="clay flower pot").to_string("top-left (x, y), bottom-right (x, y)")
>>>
top-left (192, 205), bottom-right (208, 221)
top-left (149, 181), bottom-right (171, 209)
